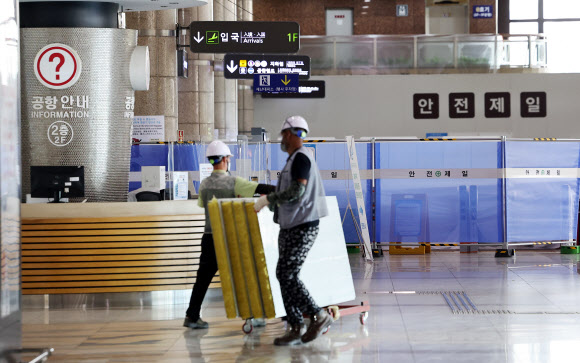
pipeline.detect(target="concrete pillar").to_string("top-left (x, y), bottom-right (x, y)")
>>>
top-left (126, 10), bottom-right (179, 141)
top-left (237, 0), bottom-right (254, 136)
top-left (178, 2), bottom-right (215, 142)
top-left (214, 0), bottom-right (238, 140)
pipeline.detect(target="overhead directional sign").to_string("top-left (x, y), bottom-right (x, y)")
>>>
top-left (261, 80), bottom-right (326, 98)
top-left (253, 74), bottom-right (299, 93)
top-left (223, 54), bottom-right (310, 80)
top-left (189, 21), bottom-right (300, 53)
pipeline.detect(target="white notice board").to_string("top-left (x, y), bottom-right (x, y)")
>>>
top-left (132, 115), bottom-right (165, 142)
top-left (200, 164), bottom-right (213, 183)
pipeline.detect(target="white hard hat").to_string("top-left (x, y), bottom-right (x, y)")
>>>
top-left (205, 140), bottom-right (233, 158)
top-left (281, 115), bottom-right (309, 133)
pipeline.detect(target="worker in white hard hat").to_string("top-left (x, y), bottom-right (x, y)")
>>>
top-left (184, 140), bottom-right (275, 329)
top-left (254, 116), bottom-right (331, 346)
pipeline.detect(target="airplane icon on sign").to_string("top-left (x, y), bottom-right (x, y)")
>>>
top-left (206, 31), bottom-right (219, 44)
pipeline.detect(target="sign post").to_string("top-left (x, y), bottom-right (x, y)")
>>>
top-left (346, 136), bottom-right (374, 261)
top-left (189, 21), bottom-right (300, 53)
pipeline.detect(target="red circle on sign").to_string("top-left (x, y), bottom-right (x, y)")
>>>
top-left (37, 46), bottom-right (78, 87)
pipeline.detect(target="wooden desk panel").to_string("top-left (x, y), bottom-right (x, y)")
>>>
top-left (21, 211), bottom-right (218, 294)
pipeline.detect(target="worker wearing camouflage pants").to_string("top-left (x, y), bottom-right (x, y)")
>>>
top-left (254, 116), bottom-right (332, 346)
top-left (276, 224), bottom-right (321, 326)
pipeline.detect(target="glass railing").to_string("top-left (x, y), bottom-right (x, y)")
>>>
top-left (297, 34), bottom-right (547, 72)
top-left (502, 34), bottom-right (547, 68)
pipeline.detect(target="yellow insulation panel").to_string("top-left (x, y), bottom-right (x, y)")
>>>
top-left (233, 201), bottom-right (264, 319)
top-left (207, 199), bottom-right (237, 319)
top-left (221, 202), bottom-right (251, 319)
top-left (245, 202), bottom-right (276, 319)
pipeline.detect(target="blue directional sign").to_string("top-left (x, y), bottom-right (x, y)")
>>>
top-left (253, 74), bottom-right (299, 93)
top-left (426, 132), bottom-right (448, 138)
top-left (396, 5), bottom-right (408, 17)
top-left (473, 5), bottom-right (493, 19)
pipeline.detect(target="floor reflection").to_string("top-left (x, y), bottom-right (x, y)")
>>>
top-left (21, 251), bottom-right (580, 363)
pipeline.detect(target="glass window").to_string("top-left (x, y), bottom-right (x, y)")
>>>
top-left (544, 0), bottom-right (580, 19)
top-left (510, 0), bottom-right (539, 20)
top-left (544, 21), bottom-right (580, 72)
top-left (509, 22), bottom-right (539, 34)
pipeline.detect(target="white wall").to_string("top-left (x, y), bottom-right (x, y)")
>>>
top-left (426, 5), bottom-right (468, 34)
top-left (254, 74), bottom-right (580, 139)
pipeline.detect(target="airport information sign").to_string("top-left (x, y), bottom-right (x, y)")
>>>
top-left (223, 54), bottom-right (310, 80)
top-left (189, 21), bottom-right (300, 53)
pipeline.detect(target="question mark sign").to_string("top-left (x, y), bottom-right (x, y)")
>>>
top-left (49, 53), bottom-right (65, 81)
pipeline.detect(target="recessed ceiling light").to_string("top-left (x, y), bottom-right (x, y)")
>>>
top-left (362, 5), bottom-right (369, 9)
top-left (364, 0), bottom-right (371, 2)
top-left (361, 11), bottom-right (368, 15)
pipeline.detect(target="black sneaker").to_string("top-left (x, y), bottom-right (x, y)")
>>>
top-left (183, 316), bottom-right (209, 329)
top-left (301, 310), bottom-right (332, 343)
top-left (273, 323), bottom-right (305, 346)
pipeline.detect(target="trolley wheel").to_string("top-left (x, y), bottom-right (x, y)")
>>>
top-left (359, 312), bottom-right (368, 325)
top-left (242, 321), bottom-right (253, 334)
top-left (327, 305), bottom-right (340, 321)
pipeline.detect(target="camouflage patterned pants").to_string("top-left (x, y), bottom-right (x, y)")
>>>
top-left (276, 224), bottom-right (321, 325)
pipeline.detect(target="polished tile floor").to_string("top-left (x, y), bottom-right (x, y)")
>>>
top-left (22, 250), bottom-right (580, 362)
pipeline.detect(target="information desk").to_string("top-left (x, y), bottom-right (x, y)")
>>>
top-left (20, 201), bottom-right (212, 295)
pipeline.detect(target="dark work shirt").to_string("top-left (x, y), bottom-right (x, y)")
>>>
top-left (288, 151), bottom-right (317, 228)
top-left (290, 152), bottom-right (311, 181)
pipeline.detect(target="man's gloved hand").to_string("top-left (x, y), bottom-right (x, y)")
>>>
top-left (254, 195), bottom-right (270, 212)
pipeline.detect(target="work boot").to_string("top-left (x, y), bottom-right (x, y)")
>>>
top-left (183, 316), bottom-right (209, 329)
top-left (301, 309), bottom-right (332, 343)
top-left (274, 323), bottom-right (305, 346)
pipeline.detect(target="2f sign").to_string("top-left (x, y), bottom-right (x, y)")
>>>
top-left (288, 33), bottom-right (298, 42)
top-left (48, 121), bottom-right (74, 147)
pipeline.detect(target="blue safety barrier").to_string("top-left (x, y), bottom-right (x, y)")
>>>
top-left (129, 144), bottom-right (169, 192)
top-left (172, 143), bottom-right (202, 193)
top-left (307, 142), bottom-right (372, 244)
top-left (129, 143), bottom-right (204, 192)
top-left (127, 139), bottom-right (580, 246)
top-left (505, 141), bottom-right (580, 242)
top-left (270, 142), bottom-right (373, 243)
top-left (375, 141), bottom-right (503, 243)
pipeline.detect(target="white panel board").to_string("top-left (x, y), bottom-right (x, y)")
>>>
top-left (258, 196), bottom-right (356, 317)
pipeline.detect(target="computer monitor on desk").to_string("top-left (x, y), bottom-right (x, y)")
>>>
top-left (30, 166), bottom-right (85, 203)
